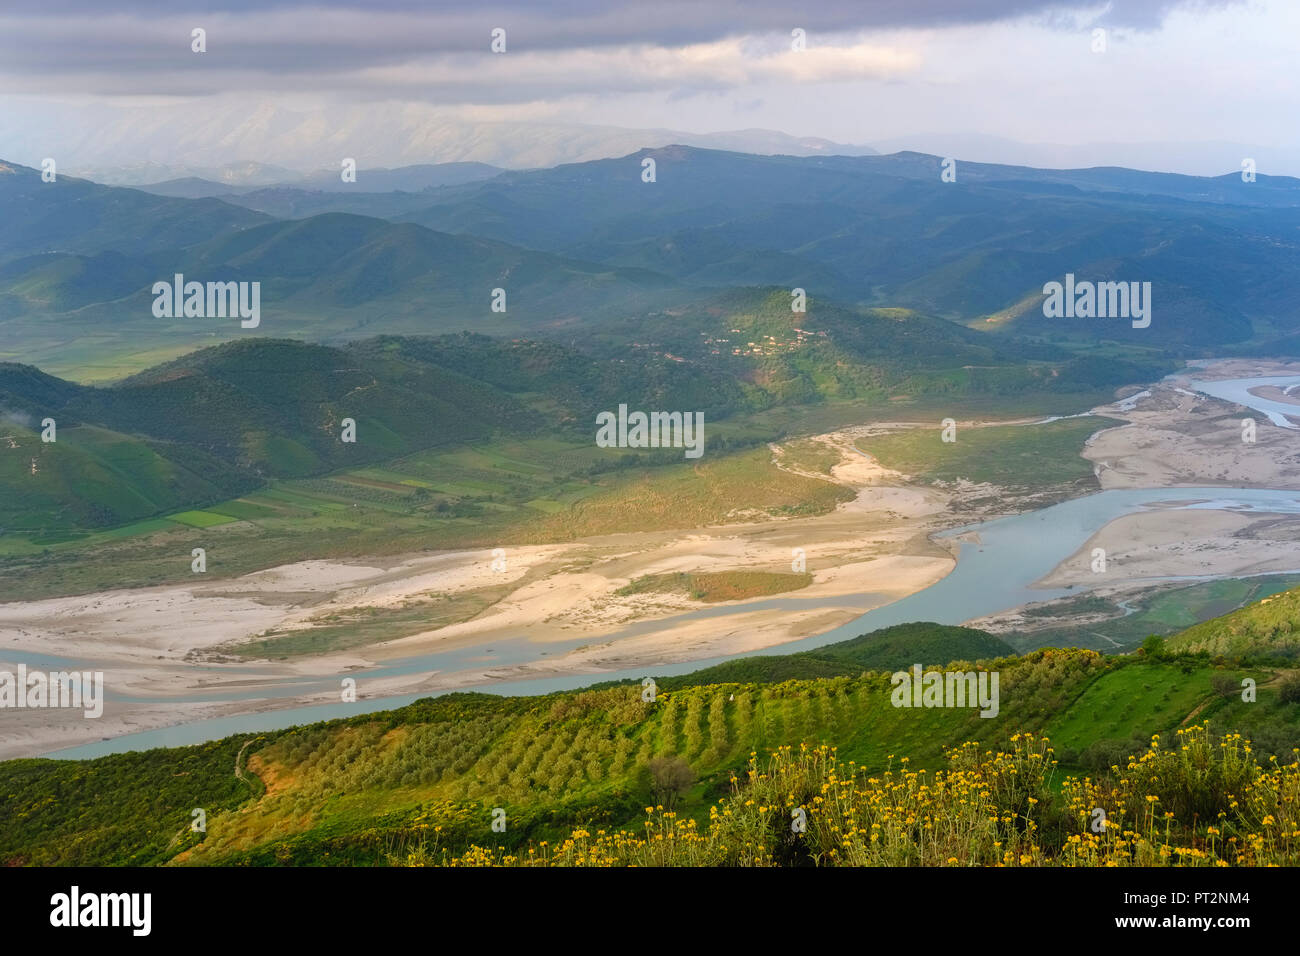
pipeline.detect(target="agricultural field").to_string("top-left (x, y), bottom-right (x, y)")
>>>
top-left (616, 570), bottom-right (813, 602)
top-left (0, 432), bottom-right (843, 601)
top-left (4, 604), bottom-right (1299, 867)
top-left (219, 583), bottom-right (519, 659)
top-left (521, 446), bottom-right (853, 542)
top-left (858, 416), bottom-right (1123, 493)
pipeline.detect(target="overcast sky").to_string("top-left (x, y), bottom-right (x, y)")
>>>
top-left (2, 0), bottom-right (1296, 175)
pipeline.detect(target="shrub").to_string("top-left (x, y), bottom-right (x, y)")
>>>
top-left (1209, 673), bottom-right (1239, 698)
top-left (1279, 673), bottom-right (1300, 705)
top-left (646, 755), bottom-right (695, 809)
top-left (1140, 636), bottom-right (1166, 661)
top-left (432, 727), bottom-right (1300, 868)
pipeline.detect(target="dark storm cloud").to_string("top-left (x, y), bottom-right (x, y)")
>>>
top-left (20, 0), bottom-right (1216, 32)
top-left (1, 1), bottom-right (1239, 76)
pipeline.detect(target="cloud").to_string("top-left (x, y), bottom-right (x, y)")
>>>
top-left (1, 408), bottom-right (35, 430)
top-left (339, 38), bottom-right (921, 104)
top-left (18, 1), bottom-right (1238, 34)
top-left (0, 0), bottom-right (1276, 177)
top-left (0, 1), bottom-right (1242, 99)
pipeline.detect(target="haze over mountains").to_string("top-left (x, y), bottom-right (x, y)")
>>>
top-left (8, 97), bottom-right (1297, 182)
top-left (867, 132), bottom-right (1300, 180)
top-left (0, 99), bottom-right (876, 185)
top-left (137, 162), bottom-right (508, 199)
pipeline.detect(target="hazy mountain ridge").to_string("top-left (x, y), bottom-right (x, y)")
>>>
top-left (1, 99), bottom-right (876, 180)
top-left (5, 148), bottom-right (1298, 366)
top-left (0, 160), bottom-right (269, 263)
top-left (134, 162), bottom-right (508, 200)
top-left (393, 146), bottom-right (1300, 347)
top-left (0, 162), bottom-right (681, 356)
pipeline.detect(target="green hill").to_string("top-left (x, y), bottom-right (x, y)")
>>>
top-left (1167, 586), bottom-right (1300, 658)
top-left (0, 319), bottom-right (1167, 540)
top-left (170, 212), bottom-right (674, 316)
top-left (5, 147), bottom-right (1298, 379)
top-left (0, 421), bottom-right (254, 535)
top-left (403, 146), bottom-right (1300, 348)
top-left (0, 160), bottom-right (267, 263)
top-left (0, 161), bottom-right (682, 373)
top-left (0, 337), bottom-right (551, 533)
top-left (647, 623), bottom-right (1015, 687)
top-left (3, 599), bottom-right (1298, 867)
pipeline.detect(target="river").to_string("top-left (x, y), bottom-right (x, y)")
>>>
top-left (42, 373), bottom-right (1300, 758)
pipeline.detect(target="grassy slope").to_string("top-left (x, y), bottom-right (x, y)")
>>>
top-left (1168, 585), bottom-right (1300, 657)
top-left (1003, 573), bottom-right (1300, 655)
top-left (4, 594), bottom-right (1299, 866)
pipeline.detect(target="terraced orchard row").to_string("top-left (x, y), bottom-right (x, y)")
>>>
top-left (434, 726), bottom-right (1300, 867)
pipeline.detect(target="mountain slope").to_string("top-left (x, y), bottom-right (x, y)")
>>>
top-left (398, 146), bottom-right (1300, 347)
top-left (0, 338), bottom-right (543, 531)
top-left (0, 160), bottom-right (268, 263)
top-left (1168, 586), bottom-right (1300, 658)
top-left (134, 161), bottom-right (506, 200)
top-left (6, 148), bottom-right (1296, 373)
top-left (0, 331), bottom-right (780, 534)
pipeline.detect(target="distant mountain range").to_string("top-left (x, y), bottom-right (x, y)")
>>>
top-left (130, 162), bottom-right (509, 198)
top-left (3, 144), bottom-right (1300, 381)
top-left (866, 132), bottom-right (1300, 180)
top-left (9, 97), bottom-right (1293, 180)
top-left (387, 146), bottom-right (1300, 348)
top-left (0, 98), bottom-right (874, 182)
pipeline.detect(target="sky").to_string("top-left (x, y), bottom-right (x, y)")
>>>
top-left (2, 0), bottom-right (1296, 176)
